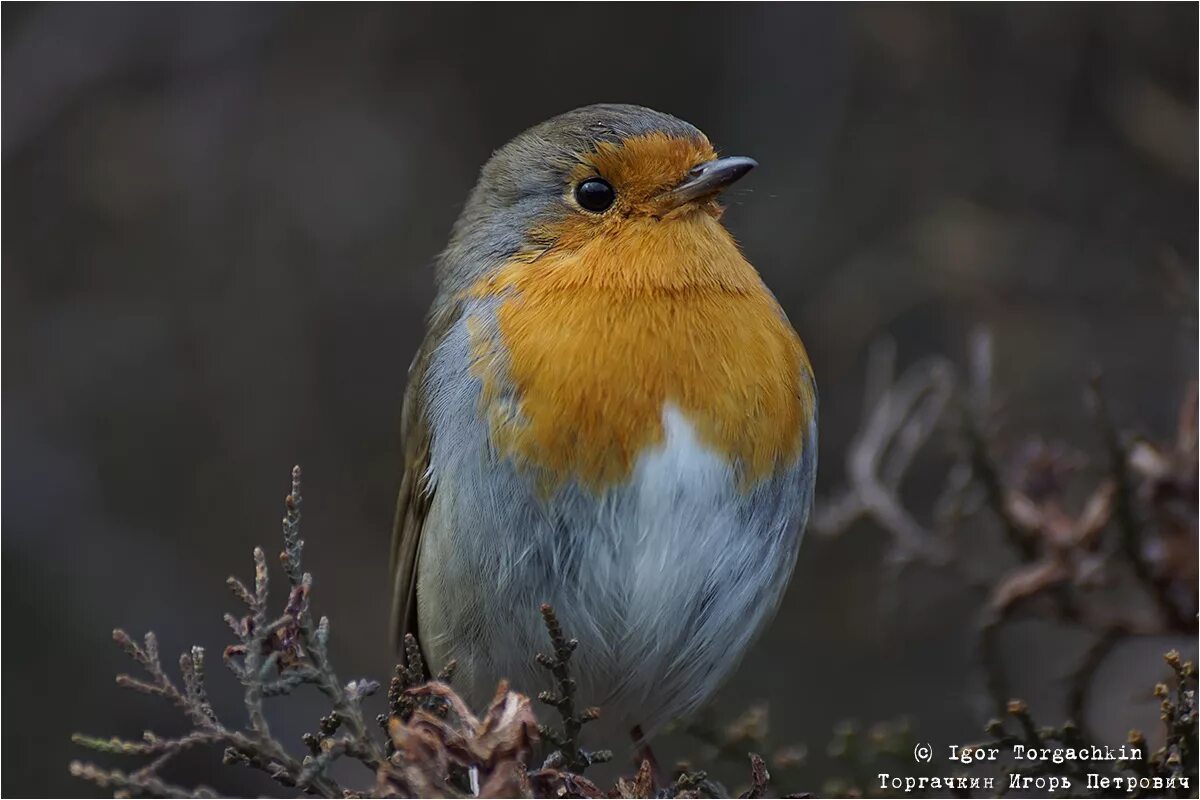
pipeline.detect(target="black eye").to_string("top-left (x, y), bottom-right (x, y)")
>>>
top-left (575, 178), bottom-right (615, 212)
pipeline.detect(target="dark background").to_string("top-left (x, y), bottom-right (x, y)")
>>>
top-left (4, 4), bottom-right (1196, 796)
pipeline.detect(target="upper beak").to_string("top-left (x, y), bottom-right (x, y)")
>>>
top-left (659, 156), bottom-right (757, 209)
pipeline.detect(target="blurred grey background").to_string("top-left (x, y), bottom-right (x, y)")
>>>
top-left (4, 4), bottom-right (1196, 796)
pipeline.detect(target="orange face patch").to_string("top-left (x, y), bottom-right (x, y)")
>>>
top-left (573, 132), bottom-right (718, 210)
top-left (467, 157), bottom-right (814, 492)
top-left (523, 133), bottom-right (722, 254)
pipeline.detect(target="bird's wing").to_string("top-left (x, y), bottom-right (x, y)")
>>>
top-left (389, 303), bottom-right (458, 651)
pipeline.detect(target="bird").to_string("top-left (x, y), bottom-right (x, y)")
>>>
top-left (390, 103), bottom-right (817, 753)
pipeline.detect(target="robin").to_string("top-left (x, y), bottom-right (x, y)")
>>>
top-left (390, 104), bottom-right (817, 752)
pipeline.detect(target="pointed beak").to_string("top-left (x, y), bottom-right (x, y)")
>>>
top-left (659, 156), bottom-right (757, 209)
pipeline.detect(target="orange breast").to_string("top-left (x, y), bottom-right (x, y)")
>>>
top-left (467, 211), bottom-right (814, 492)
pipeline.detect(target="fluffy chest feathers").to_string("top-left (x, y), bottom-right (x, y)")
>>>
top-left (466, 211), bottom-right (814, 491)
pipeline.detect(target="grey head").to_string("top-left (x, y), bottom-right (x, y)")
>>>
top-left (434, 104), bottom-right (710, 293)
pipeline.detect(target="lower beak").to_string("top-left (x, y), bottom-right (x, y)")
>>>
top-left (659, 156), bottom-right (757, 209)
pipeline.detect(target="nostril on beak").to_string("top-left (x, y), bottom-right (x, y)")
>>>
top-left (660, 157), bottom-right (758, 209)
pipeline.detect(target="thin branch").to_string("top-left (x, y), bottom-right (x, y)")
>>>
top-left (814, 337), bottom-right (955, 564)
top-left (1087, 375), bottom-right (1193, 632)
